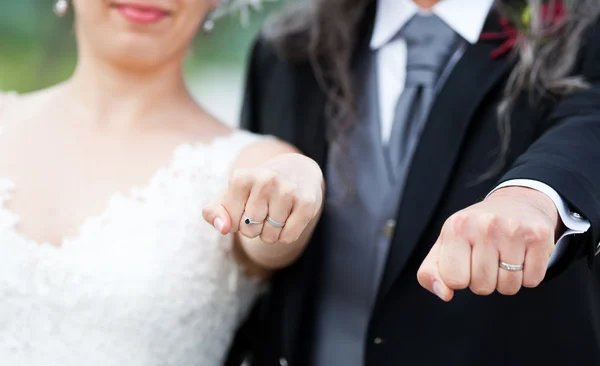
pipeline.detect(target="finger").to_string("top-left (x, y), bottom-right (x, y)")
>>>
top-left (522, 225), bottom-right (554, 288)
top-left (496, 222), bottom-right (525, 295)
top-left (469, 213), bottom-right (499, 296)
top-left (278, 195), bottom-right (317, 245)
top-left (223, 169), bottom-right (254, 233)
top-left (417, 240), bottom-right (454, 302)
top-left (438, 214), bottom-right (472, 291)
top-left (469, 241), bottom-right (499, 296)
top-left (238, 171), bottom-right (274, 239)
top-left (260, 182), bottom-right (295, 244)
top-left (202, 203), bottom-right (232, 235)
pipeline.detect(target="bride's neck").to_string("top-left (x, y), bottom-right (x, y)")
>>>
top-left (64, 52), bottom-right (195, 129)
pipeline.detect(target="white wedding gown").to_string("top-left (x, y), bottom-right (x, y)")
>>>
top-left (0, 92), bottom-right (263, 366)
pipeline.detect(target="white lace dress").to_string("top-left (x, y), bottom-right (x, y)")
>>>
top-left (0, 93), bottom-right (263, 366)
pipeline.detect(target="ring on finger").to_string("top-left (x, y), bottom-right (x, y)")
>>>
top-left (243, 215), bottom-right (263, 225)
top-left (266, 216), bottom-right (285, 228)
top-left (499, 261), bottom-right (524, 272)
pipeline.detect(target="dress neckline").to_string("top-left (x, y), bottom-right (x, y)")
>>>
top-left (0, 130), bottom-right (248, 250)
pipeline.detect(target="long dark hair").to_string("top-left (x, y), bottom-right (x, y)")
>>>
top-left (263, 0), bottom-right (600, 166)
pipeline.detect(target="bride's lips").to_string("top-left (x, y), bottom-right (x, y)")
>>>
top-left (113, 3), bottom-right (170, 24)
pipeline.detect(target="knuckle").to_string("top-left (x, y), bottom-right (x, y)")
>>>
top-left (442, 274), bottom-right (469, 290)
top-left (230, 169), bottom-right (253, 188)
top-left (505, 218), bottom-right (521, 237)
top-left (478, 213), bottom-right (498, 238)
top-left (522, 276), bottom-right (542, 288)
top-left (296, 195), bottom-right (318, 212)
top-left (279, 232), bottom-right (300, 245)
top-left (240, 229), bottom-right (260, 239)
top-left (257, 169), bottom-right (278, 188)
top-left (469, 284), bottom-right (494, 296)
top-left (497, 286), bottom-right (520, 296)
top-left (447, 211), bottom-right (470, 234)
top-left (416, 266), bottom-right (435, 288)
top-left (260, 232), bottom-right (279, 244)
top-left (525, 223), bottom-right (553, 245)
top-left (279, 182), bottom-right (298, 201)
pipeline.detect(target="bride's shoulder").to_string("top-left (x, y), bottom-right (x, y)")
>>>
top-left (0, 87), bottom-right (56, 121)
top-left (0, 90), bottom-right (18, 114)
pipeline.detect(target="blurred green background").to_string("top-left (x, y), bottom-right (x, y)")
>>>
top-left (0, 1), bottom-right (289, 125)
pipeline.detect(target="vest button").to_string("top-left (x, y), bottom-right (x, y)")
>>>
top-left (383, 219), bottom-right (396, 239)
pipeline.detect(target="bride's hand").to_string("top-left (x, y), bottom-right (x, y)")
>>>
top-left (203, 153), bottom-right (324, 245)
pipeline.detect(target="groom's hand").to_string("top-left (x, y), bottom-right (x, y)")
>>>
top-left (417, 187), bottom-right (561, 301)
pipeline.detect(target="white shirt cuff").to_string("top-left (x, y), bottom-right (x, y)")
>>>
top-left (488, 179), bottom-right (591, 267)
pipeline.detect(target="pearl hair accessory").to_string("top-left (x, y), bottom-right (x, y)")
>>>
top-left (54, 0), bottom-right (69, 17)
top-left (209, 0), bottom-right (279, 27)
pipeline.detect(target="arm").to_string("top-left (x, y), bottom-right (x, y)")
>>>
top-left (229, 140), bottom-right (324, 272)
top-left (203, 37), bottom-right (324, 275)
top-left (417, 27), bottom-right (600, 301)
top-left (202, 134), bottom-right (324, 276)
top-left (496, 83), bottom-right (600, 270)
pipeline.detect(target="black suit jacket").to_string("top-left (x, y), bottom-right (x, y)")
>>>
top-left (227, 7), bottom-right (600, 366)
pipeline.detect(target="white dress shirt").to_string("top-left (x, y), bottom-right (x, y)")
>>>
top-left (370, 0), bottom-right (590, 265)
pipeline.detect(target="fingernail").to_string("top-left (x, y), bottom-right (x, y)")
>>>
top-left (432, 281), bottom-right (444, 300)
top-left (214, 218), bottom-right (224, 233)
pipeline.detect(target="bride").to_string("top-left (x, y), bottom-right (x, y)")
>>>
top-left (0, 0), bottom-right (323, 365)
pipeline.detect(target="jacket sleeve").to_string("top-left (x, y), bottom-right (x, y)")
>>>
top-left (497, 24), bottom-right (600, 273)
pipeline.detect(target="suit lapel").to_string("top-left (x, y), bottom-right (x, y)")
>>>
top-left (376, 11), bottom-right (513, 302)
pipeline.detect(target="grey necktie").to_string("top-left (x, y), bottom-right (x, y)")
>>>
top-left (387, 13), bottom-right (458, 174)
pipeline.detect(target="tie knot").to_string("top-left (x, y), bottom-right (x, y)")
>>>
top-left (400, 14), bottom-right (458, 87)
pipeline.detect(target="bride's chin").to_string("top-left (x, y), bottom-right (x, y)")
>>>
top-left (102, 46), bottom-right (181, 71)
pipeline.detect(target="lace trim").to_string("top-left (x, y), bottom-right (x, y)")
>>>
top-left (0, 130), bottom-right (264, 288)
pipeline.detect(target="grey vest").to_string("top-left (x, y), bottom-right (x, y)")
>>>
top-left (311, 15), bottom-right (463, 366)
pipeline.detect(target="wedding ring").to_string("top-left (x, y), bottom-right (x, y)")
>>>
top-left (266, 216), bottom-right (285, 229)
top-left (499, 261), bottom-right (524, 272)
top-left (243, 215), bottom-right (262, 225)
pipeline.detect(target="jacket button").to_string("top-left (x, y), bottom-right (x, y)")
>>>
top-left (383, 220), bottom-right (396, 239)
top-left (279, 358), bottom-right (289, 366)
top-left (374, 337), bottom-right (383, 344)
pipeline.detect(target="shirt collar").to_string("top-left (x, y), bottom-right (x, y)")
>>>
top-left (370, 0), bottom-right (495, 50)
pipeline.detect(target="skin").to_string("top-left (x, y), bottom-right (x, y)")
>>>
top-left (409, 0), bottom-right (562, 300)
top-left (0, 0), bottom-right (323, 279)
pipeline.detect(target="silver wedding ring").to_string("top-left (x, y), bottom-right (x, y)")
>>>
top-left (266, 216), bottom-right (285, 229)
top-left (243, 215), bottom-right (262, 225)
top-left (499, 261), bottom-right (524, 272)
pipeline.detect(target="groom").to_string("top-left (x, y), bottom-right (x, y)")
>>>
top-left (229, 0), bottom-right (600, 365)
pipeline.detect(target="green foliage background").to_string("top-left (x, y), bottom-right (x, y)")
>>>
top-left (0, 1), bottom-right (288, 92)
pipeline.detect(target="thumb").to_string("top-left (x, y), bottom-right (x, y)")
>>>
top-left (417, 240), bottom-right (454, 302)
top-left (202, 202), bottom-right (233, 235)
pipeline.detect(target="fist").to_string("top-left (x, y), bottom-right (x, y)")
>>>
top-left (202, 153), bottom-right (323, 245)
top-left (417, 187), bottom-right (559, 301)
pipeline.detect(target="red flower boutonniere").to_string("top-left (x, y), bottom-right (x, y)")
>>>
top-left (479, 0), bottom-right (567, 59)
